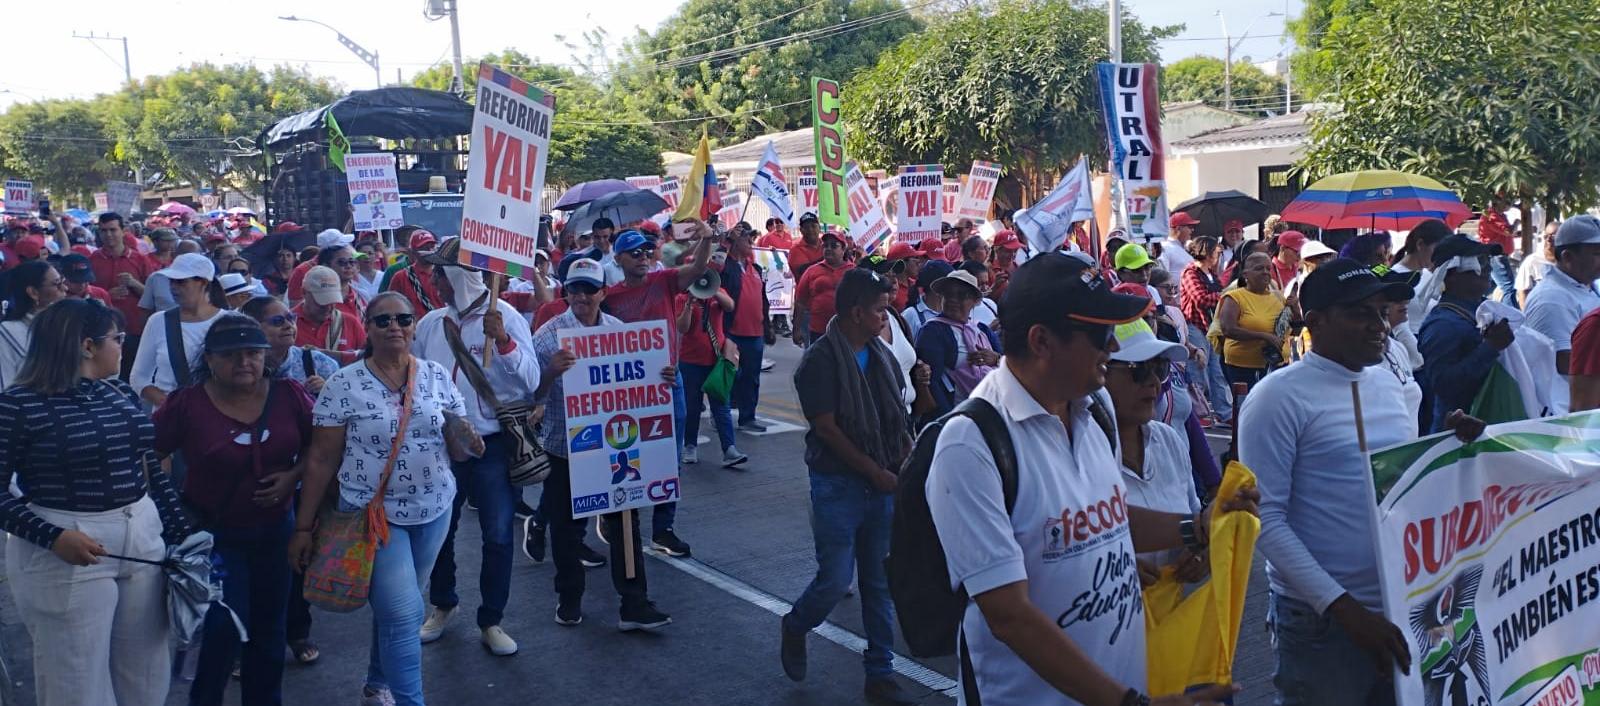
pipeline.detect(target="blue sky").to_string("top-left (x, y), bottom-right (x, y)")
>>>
top-left (4, 0), bottom-right (1299, 110)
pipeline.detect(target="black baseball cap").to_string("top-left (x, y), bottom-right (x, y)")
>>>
top-left (799, 212), bottom-right (819, 225)
top-left (59, 253), bottom-right (95, 284)
top-left (1300, 258), bottom-right (1414, 313)
top-left (1430, 233), bottom-right (1502, 269)
top-left (1001, 251), bottom-right (1152, 328)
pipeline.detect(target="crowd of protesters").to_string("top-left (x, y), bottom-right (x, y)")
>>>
top-left (0, 190), bottom-right (1595, 706)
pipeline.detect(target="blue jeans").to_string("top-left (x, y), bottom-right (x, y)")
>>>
top-left (1490, 255), bottom-right (1517, 307)
top-left (680, 361), bottom-right (736, 452)
top-left (429, 433), bottom-right (516, 628)
top-left (1189, 323), bottom-right (1230, 420)
top-left (653, 377), bottom-right (685, 536)
top-left (729, 334), bottom-right (765, 425)
top-left (190, 514), bottom-right (293, 706)
top-left (1269, 594), bottom-right (1397, 706)
top-left (782, 471), bottom-right (896, 678)
top-left (366, 509), bottom-right (450, 706)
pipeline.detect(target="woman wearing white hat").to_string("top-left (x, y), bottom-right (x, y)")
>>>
top-left (129, 252), bottom-right (226, 409)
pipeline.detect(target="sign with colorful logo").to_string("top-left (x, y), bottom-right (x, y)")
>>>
top-left (346, 152), bottom-right (404, 231)
top-left (1097, 62), bottom-right (1169, 240)
top-left (460, 62), bottom-right (555, 278)
top-left (1367, 412), bottom-right (1600, 706)
top-left (558, 321), bottom-right (677, 519)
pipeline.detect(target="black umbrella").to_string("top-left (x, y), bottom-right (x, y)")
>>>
top-left (560, 189), bottom-right (670, 236)
top-left (1173, 190), bottom-right (1269, 238)
top-left (240, 228), bottom-right (318, 277)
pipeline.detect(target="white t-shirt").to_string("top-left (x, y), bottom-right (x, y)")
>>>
top-left (1382, 336), bottom-right (1423, 437)
top-left (0, 317), bottom-right (32, 391)
top-left (970, 298), bottom-right (999, 329)
top-left (129, 308), bottom-right (227, 396)
top-left (312, 358), bottom-right (466, 525)
top-left (883, 315), bottom-right (918, 408)
top-left (928, 363), bottom-right (1145, 704)
top-left (1523, 267), bottom-right (1600, 414)
top-left (1158, 238), bottom-right (1194, 276)
top-left (1515, 251), bottom-right (1552, 295)
top-left (1121, 421), bottom-right (1200, 570)
top-left (352, 270), bottom-right (382, 303)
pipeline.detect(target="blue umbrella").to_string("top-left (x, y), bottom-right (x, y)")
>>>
top-left (553, 179), bottom-right (635, 211)
top-left (64, 208), bottom-right (91, 221)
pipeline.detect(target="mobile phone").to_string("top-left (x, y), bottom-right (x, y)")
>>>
top-left (37, 197), bottom-right (49, 219)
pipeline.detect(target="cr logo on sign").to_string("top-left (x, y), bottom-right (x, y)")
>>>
top-left (647, 478), bottom-right (680, 502)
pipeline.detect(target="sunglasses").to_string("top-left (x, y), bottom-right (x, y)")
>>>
top-left (622, 247), bottom-right (655, 259)
top-left (1108, 359), bottom-right (1171, 385)
top-left (1063, 322), bottom-right (1115, 351)
top-left (368, 313), bottom-right (415, 329)
top-left (263, 313), bottom-right (297, 327)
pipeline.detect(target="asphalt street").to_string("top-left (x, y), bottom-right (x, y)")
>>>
top-left (0, 340), bottom-right (1282, 706)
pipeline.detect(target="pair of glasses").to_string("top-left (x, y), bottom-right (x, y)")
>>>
top-left (96, 332), bottom-right (128, 346)
top-left (369, 313), bottom-right (415, 329)
top-left (623, 247), bottom-right (655, 259)
top-left (1065, 322), bottom-right (1115, 351)
top-left (1108, 359), bottom-right (1171, 384)
top-left (264, 313), bottom-right (297, 327)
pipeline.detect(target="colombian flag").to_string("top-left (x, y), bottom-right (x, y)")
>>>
top-left (672, 132), bottom-right (722, 222)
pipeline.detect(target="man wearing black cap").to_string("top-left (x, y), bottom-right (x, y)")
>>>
top-left (926, 252), bottom-right (1253, 706)
top-left (58, 253), bottom-right (110, 304)
top-left (1417, 235), bottom-right (1515, 433)
top-left (1242, 259), bottom-right (1483, 705)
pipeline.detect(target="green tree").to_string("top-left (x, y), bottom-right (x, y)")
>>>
top-left (104, 64), bottom-right (340, 198)
top-left (412, 50), bottom-right (663, 186)
top-left (1163, 56), bottom-right (1286, 116)
top-left (843, 0), bottom-right (1175, 200)
top-left (1286, 0), bottom-right (1372, 99)
top-left (1302, 0), bottom-right (1600, 250)
top-left (0, 98), bottom-right (119, 202)
top-left (613, 0), bottom-right (921, 148)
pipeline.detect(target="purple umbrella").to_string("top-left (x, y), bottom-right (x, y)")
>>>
top-left (156, 201), bottom-right (197, 216)
top-left (553, 179), bottom-right (636, 211)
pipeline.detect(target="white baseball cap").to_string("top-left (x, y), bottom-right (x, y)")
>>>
top-left (316, 229), bottom-right (355, 250)
top-left (303, 265), bottom-right (344, 306)
top-left (153, 253), bottom-right (215, 282)
top-left (564, 258), bottom-right (606, 289)
top-left (1109, 319), bottom-right (1186, 364)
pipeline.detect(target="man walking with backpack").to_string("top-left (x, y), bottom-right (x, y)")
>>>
top-left (922, 252), bottom-right (1255, 706)
top-left (781, 267), bottom-right (928, 706)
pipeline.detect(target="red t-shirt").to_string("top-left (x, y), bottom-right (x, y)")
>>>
top-left (153, 378), bottom-right (314, 527)
top-left (286, 260), bottom-right (314, 303)
top-left (728, 261), bottom-right (765, 337)
top-left (1570, 308), bottom-right (1600, 376)
top-left (789, 239), bottom-right (824, 278)
top-left (1270, 257), bottom-right (1298, 291)
top-left (534, 299), bottom-right (570, 330)
top-left (386, 264), bottom-right (443, 314)
top-left (292, 303), bottom-right (367, 362)
top-left (795, 260), bottom-right (850, 335)
top-left (88, 247), bottom-right (157, 335)
top-left (756, 231), bottom-right (794, 251)
top-left (604, 269), bottom-right (686, 361)
top-left (676, 294), bottom-right (727, 367)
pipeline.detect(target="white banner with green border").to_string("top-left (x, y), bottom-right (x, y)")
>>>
top-left (1370, 412), bottom-right (1600, 706)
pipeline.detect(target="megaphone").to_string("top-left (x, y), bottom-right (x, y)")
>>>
top-left (688, 269), bottom-right (721, 300)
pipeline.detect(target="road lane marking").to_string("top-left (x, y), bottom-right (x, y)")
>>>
top-left (645, 547), bottom-right (959, 698)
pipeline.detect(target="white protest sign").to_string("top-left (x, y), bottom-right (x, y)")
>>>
top-left (796, 167), bottom-right (818, 217)
top-left (345, 153), bottom-right (404, 231)
top-left (717, 191), bottom-right (746, 231)
top-left (1368, 412), bottom-right (1600, 706)
top-left (843, 163), bottom-right (892, 253)
top-left (625, 175), bottom-right (662, 193)
top-left (559, 321), bottom-right (679, 520)
top-left (4, 180), bottom-right (33, 215)
top-left (956, 161), bottom-right (1000, 222)
top-left (93, 192), bottom-right (109, 211)
top-left (896, 165), bottom-right (943, 244)
top-left (942, 178), bottom-right (962, 226)
top-left (460, 63), bottom-right (554, 276)
top-left (656, 177), bottom-right (682, 215)
top-left (105, 181), bottom-right (141, 215)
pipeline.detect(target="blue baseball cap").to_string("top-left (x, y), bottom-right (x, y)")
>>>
top-left (613, 230), bottom-right (653, 255)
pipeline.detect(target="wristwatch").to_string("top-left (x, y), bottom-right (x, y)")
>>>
top-left (1120, 688), bottom-right (1151, 706)
top-left (1179, 513), bottom-right (1207, 554)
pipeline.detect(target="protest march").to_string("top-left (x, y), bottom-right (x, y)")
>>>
top-left (0, 1), bottom-right (1598, 705)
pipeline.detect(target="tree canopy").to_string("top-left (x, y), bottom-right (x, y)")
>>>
top-left (613, 0), bottom-right (921, 148)
top-left (842, 0), bottom-right (1174, 200)
top-left (1162, 56), bottom-right (1286, 116)
top-left (1301, 0), bottom-right (1600, 248)
top-left (410, 49), bottom-right (663, 187)
top-left (1286, 0), bottom-right (1371, 99)
top-left (0, 99), bottom-right (117, 201)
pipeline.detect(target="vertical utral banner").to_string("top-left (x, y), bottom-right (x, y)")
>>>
top-left (811, 77), bottom-right (848, 229)
top-left (461, 62), bottom-right (554, 277)
top-left (1097, 62), bottom-right (1169, 241)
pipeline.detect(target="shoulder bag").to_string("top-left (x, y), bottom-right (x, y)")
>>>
top-left (302, 358), bottom-right (416, 613)
top-left (441, 317), bottom-right (551, 486)
top-left (699, 300), bottom-right (737, 404)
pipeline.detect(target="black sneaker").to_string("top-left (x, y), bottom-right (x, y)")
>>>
top-left (579, 544), bottom-right (607, 568)
top-left (737, 419), bottom-right (769, 433)
top-left (618, 602), bottom-right (672, 632)
top-left (521, 516), bottom-right (545, 564)
top-left (863, 677), bottom-right (917, 705)
top-left (652, 529), bottom-right (692, 558)
top-left (780, 621), bottom-right (807, 681)
top-left (555, 599), bottom-right (583, 627)
top-left (513, 500), bottom-right (537, 520)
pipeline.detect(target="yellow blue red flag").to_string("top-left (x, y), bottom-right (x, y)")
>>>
top-left (672, 133), bottom-right (722, 222)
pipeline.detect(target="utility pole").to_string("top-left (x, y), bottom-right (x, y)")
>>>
top-left (448, 0), bottom-right (466, 95)
top-left (1215, 11), bottom-right (1283, 112)
top-left (1108, 0), bottom-right (1122, 63)
top-left (74, 31), bottom-right (140, 188)
top-left (278, 16), bottom-right (382, 88)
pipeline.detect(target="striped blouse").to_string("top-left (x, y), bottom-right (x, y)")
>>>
top-left (0, 378), bottom-right (191, 549)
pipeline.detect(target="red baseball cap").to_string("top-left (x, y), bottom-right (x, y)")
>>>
top-left (918, 238), bottom-right (945, 260)
top-left (273, 221), bottom-right (304, 234)
top-left (408, 229), bottom-right (439, 252)
top-left (821, 229), bottom-right (848, 246)
top-left (992, 230), bottom-right (1023, 250)
top-left (1278, 230), bottom-right (1308, 252)
top-left (14, 236), bottom-right (46, 261)
top-left (1224, 219), bottom-right (1245, 232)
top-left (943, 240), bottom-right (962, 262)
top-left (886, 242), bottom-right (917, 260)
top-left (1170, 212), bottom-right (1200, 228)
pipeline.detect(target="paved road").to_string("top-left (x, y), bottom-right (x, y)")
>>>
top-left (0, 341), bottom-right (1282, 705)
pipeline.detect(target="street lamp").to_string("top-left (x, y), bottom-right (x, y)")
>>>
top-left (1215, 10), bottom-right (1283, 111)
top-left (278, 15), bottom-right (382, 88)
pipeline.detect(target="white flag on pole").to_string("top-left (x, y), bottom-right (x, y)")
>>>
top-left (750, 142), bottom-right (796, 227)
top-left (1016, 157), bottom-right (1095, 254)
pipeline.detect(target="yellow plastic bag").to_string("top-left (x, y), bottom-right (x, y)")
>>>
top-left (1143, 461), bottom-right (1261, 696)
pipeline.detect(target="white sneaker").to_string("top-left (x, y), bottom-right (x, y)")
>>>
top-left (418, 606), bottom-right (455, 644)
top-left (359, 685), bottom-right (397, 706)
top-left (680, 445), bottom-right (699, 465)
top-left (722, 446), bottom-right (749, 468)
top-left (481, 625), bottom-right (518, 656)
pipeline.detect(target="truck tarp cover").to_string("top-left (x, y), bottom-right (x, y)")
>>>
top-left (260, 87), bottom-right (473, 147)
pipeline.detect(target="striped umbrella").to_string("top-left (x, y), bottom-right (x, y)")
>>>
top-left (1280, 170), bottom-right (1473, 231)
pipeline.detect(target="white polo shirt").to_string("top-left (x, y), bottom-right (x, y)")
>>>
top-left (928, 363), bottom-right (1145, 705)
top-left (1523, 266), bottom-right (1600, 413)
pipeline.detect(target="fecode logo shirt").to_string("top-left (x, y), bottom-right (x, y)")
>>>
top-left (928, 364), bottom-right (1145, 704)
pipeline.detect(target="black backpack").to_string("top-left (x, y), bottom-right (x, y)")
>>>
top-left (885, 397), bottom-right (1017, 659)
